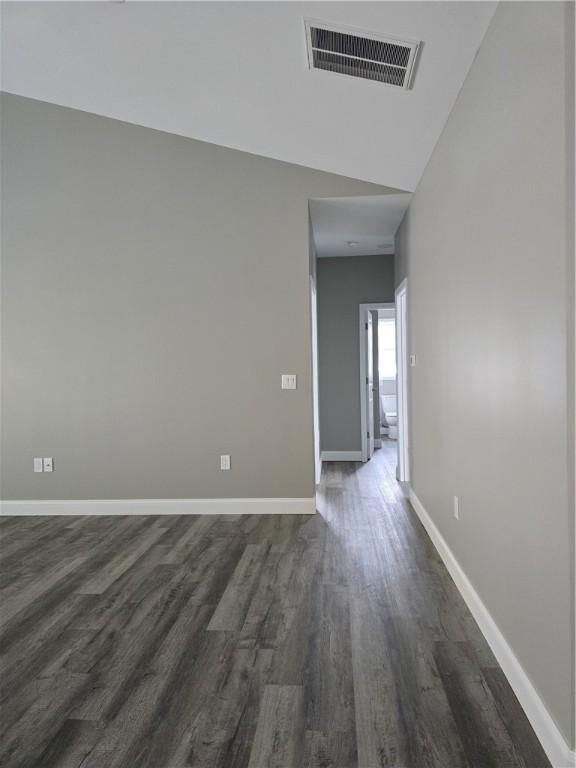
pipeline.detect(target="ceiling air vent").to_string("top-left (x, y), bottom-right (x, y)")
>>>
top-left (304, 20), bottom-right (420, 89)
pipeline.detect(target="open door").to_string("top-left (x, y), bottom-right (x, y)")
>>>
top-left (360, 303), bottom-right (394, 462)
top-left (366, 311), bottom-right (375, 460)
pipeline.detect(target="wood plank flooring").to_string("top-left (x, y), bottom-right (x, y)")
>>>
top-left (0, 442), bottom-right (551, 767)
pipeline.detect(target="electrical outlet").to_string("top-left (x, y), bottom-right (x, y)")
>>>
top-left (453, 495), bottom-right (459, 520)
top-left (281, 374), bottom-right (297, 390)
top-left (34, 458), bottom-right (43, 473)
top-left (220, 455), bottom-right (231, 471)
top-left (43, 458), bottom-right (54, 473)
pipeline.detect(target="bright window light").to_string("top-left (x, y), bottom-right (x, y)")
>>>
top-left (378, 318), bottom-right (396, 378)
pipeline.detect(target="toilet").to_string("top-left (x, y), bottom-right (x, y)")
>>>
top-left (380, 393), bottom-right (398, 440)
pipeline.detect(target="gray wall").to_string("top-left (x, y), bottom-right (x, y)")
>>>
top-left (317, 255), bottom-right (394, 452)
top-left (0, 93), bottom-right (394, 500)
top-left (395, 1), bottom-right (574, 747)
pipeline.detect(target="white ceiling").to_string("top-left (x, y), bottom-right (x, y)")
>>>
top-left (1, 2), bottom-right (497, 192)
top-left (310, 194), bottom-right (411, 257)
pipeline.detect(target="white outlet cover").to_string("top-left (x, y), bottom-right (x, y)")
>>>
top-left (281, 374), bottom-right (297, 390)
top-left (43, 457), bottom-right (54, 472)
top-left (34, 457), bottom-right (43, 473)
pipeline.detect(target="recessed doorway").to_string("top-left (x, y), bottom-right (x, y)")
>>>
top-left (359, 302), bottom-right (395, 463)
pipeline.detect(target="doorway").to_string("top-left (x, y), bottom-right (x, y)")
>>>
top-left (308, 193), bottom-right (411, 474)
top-left (359, 302), bottom-right (395, 462)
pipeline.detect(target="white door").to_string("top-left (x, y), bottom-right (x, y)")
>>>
top-left (366, 311), bottom-right (375, 459)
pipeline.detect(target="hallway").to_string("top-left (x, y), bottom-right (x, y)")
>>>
top-left (318, 443), bottom-right (550, 767)
top-left (0, 442), bottom-right (550, 767)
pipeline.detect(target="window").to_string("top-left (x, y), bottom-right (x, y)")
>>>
top-left (378, 318), bottom-right (396, 379)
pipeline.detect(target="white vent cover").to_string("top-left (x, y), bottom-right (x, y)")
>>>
top-left (304, 20), bottom-right (420, 89)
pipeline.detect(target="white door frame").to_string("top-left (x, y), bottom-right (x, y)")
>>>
top-left (366, 310), bottom-right (375, 460)
top-left (395, 279), bottom-right (410, 481)
top-left (359, 302), bottom-right (395, 462)
top-left (310, 273), bottom-right (322, 485)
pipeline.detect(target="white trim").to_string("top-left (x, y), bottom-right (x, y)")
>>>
top-left (315, 464), bottom-right (323, 485)
top-left (395, 279), bottom-right (410, 482)
top-left (0, 497), bottom-right (316, 516)
top-left (310, 263), bottom-right (322, 487)
top-left (321, 451), bottom-right (362, 461)
top-left (359, 302), bottom-right (395, 462)
top-left (408, 488), bottom-right (575, 768)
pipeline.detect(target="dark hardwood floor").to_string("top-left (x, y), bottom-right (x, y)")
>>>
top-left (0, 441), bottom-right (550, 767)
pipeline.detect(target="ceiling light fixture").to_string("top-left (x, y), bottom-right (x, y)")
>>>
top-left (347, 241), bottom-right (360, 247)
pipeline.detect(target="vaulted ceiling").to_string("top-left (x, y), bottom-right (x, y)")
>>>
top-left (1, 1), bottom-right (497, 192)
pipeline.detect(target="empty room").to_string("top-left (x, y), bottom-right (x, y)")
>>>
top-left (0, 2), bottom-right (574, 767)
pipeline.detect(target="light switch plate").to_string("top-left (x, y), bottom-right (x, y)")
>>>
top-left (281, 374), bottom-right (297, 390)
top-left (43, 457), bottom-right (54, 473)
top-left (409, 354), bottom-right (417, 367)
top-left (220, 454), bottom-right (231, 471)
top-left (34, 458), bottom-right (43, 473)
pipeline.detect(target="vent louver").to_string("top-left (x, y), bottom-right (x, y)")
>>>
top-left (305, 20), bottom-right (420, 89)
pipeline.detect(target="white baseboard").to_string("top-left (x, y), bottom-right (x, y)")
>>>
top-left (321, 451), bottom-right (362, 461)
top-left (0, 497), bottom-right (316, 516)
top-left (408, 488), bottom-right (575, 768)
